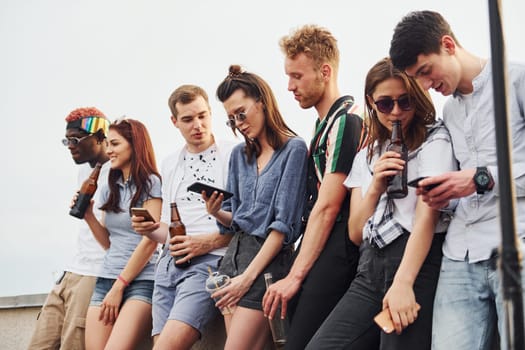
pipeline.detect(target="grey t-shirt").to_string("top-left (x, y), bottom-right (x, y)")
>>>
top-left (98, 174), bottom-right (162, 280)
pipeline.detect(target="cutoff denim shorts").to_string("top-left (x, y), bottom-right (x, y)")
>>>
top-left (90, 277), bottom-right (154, 306)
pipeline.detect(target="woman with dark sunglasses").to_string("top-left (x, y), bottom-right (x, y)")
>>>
top-left (203, 65), bottom-right (308, 349)
top-left (306, 57), bottom-right (457, 349)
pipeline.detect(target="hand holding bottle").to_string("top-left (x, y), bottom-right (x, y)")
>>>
top-left (70, 192), bottom-right (96, 219)
top-left (386, 120), bottom-right (408, 198)
top-left (169, 202), bottom-right (190, 268)
top-left (370, 151), bottom-right (405, 195)
top-left (264, 273), bottom-right (289, 347)
top-left (69, 162), bottom-right (102, 219)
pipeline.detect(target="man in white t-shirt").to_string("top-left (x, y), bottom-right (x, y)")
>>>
top-left (28, 107), bottom-right (110, 350)
top-left (132, 85), bottom-right (235, 349)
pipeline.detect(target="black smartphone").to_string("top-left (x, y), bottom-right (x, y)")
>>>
top-left (187, 182), bottom-right (233, 200)
top-left (131, 207), bottom-right (156, 222)
top-left (407, 176), bottom-right (440, 191)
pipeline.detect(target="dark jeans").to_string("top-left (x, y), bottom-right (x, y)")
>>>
top-left (285, 219), bottom-right (360, 350)
top-left (306, 232), bottom-right (444, 350)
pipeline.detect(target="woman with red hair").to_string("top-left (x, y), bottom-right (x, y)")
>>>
top-left (79, 117), bottom-right (162, 349)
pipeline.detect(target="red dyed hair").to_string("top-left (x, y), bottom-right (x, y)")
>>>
top-left (65, 107), bottom-right (106, 122)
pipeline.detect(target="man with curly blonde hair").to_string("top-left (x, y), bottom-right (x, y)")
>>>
top-left (263, 24), bottom-right (365, 349)
top-left (28, 107), bottom-right (110, 350)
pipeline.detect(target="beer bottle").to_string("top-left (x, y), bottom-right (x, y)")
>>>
top-left (264, 272), bottom-right (289, 346)
top-left (70, 162), bottom-right (102, 219)
top-left (169, 202), bottom-right (191, 268)
top-left (386, 120), bottom-right (408, 198)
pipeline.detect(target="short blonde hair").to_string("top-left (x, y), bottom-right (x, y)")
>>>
top-left (279, 24), bottom-right (339, 72)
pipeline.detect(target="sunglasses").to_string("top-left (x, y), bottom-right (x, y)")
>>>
top-left (226, 102), bottom-right (256, 128)
top-left (373, 95), bottom-right (412, 114)
top-left (61, 134), bottom-right (92, 147)
top-left (113, 116), bottom-right (131, 125)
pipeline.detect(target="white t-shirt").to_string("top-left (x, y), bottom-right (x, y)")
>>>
top-left (344, 135), bottom-right (456, 238)
top-left (161, 141), bottom-right (235, 256)
top-left (65, 161), bottom-right (109, 276)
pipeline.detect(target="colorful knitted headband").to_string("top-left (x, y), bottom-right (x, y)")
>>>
top-left (66, 116), bottom-right (110, 135)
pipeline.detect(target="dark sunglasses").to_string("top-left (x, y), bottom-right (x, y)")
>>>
top-left (373, 95), bottom-right (412, 114)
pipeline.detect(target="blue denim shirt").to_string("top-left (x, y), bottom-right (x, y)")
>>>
top-left (220, 137), bottom-right (308, 245)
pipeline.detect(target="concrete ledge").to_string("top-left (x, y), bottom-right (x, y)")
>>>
top-left (1, 304), bottom-right (47, 350)
top-left (0, 293), bottom-right (48, 309)
top-left (0, 293), bottom-right (230, 350)
top-left (0, 293), bottom-right (287, 349)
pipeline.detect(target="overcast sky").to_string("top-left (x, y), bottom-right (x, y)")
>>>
top-left (1, 0), bottom-right (524, 297)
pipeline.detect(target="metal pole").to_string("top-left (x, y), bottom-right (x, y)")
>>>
top-left (487, 1), bottom-right (524, 349)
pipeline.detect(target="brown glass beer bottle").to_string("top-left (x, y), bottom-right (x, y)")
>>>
top-left (70, 162), bottom-right (102, 219)
top-left (169, 202), bottom-right (191, 268)
top-left (386, 120), bottom-right (408, 198)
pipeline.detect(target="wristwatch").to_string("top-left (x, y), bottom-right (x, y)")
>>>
top-left (473, 167), bottom-right (494, 194)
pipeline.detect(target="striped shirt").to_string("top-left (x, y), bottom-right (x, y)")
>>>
top-left (304, 95), bottom-right (365, 220)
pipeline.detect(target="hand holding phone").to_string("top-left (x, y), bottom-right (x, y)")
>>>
top-left (187, 182), bottom-right (233, 200)
top-left (131, 207), bottom-right (156, 223)
top-left (374, 303), bottom-right (421, 334)
top-left (407, 176), bottom-right (440, 191)
top-left (374, 308), bottom-right (394, 334)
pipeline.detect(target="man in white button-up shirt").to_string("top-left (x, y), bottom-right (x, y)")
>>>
top-left (390, 10), bottom-right (525, 350)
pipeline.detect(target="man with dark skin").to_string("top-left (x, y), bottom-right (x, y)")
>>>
top-left (28, 107), bottom-right (110, 350)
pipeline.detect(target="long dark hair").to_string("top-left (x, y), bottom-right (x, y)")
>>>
top-left (364, 57), bottom-right (435, 161)
top-left (216, 64), bottom-right (297, 162)
top-left (100, 118), bottom-right (161, 213)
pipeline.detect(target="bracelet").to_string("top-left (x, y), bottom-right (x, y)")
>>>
top-left (118, 275), bottom-right (130, 287)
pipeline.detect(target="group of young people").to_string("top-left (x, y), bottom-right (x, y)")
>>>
top-left (28, 9), bottom-right (525, 350)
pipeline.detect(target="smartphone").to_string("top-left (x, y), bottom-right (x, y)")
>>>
top-left (187, 182), bottom-right (233, 200)
top-left (374, 308), bottom-right (394, 334)
top-left (374, 303), bottom-right (421, 334)
top-left (407, 176), bottom-right (440, 191)
top-left (130, 207), bottom-right (156, 222)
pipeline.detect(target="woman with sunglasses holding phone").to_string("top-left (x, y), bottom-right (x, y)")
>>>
top-left (203, 65), bottom-right (307, 349)
top-left (79, 118), bottom-right (162, 349)
top-left (306, 57), bottom-right (457, 350)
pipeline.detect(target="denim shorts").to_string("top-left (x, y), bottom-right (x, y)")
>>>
top-left (90, 277), bottom-right (154, 306)
top-left (219, 231), bottom-right (293, 310)
top-left (152, 253), bottom-right (221, 336)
